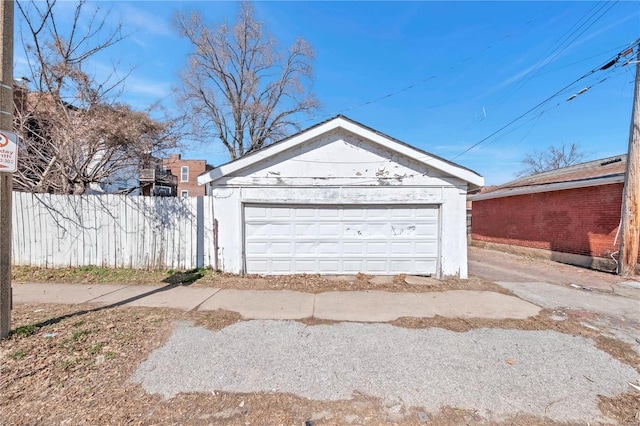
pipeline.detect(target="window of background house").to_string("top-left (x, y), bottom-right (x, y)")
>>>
top-left (181, 190), bottom-right (188, 198)
top-left (181, 166), bottom-right (189, 182)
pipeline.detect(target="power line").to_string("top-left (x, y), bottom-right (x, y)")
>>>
top-left (451, 40), bottom-right (639, 161)
top-left (537, 42), bottom-right (633, 76)
top-left (437, 3), bottom-right (623, 147)
top-left (295, 10), bottom-right (545, 125)
top-left (488, 1), bottom-right (619, 114)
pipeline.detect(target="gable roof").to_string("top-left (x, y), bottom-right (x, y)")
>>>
top-left (471, 154), bottom-right (627, 201)
top-left (197, 115), bottom-right (484, 188)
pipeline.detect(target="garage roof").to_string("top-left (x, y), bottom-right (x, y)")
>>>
top-left (197, 115), bottom-right (484, 189)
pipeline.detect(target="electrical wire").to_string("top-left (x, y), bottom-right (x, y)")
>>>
top-left (292, 9), bottom-right (545, 126)
top-left (438, 2), bottom-right (624, 146)
top-left (491, 1), bottom-right (619, 111)
top-left (451, 39), bottom-right (639, 161)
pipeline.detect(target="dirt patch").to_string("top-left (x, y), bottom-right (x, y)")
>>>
top-left (192, 309), bottom-right (243, 331)
top-left (13, 264), bottom-right (509, 294)
top-left (599, 392), bottom-right (640, 425)
top-left (190, 271), bottom-right (509, 294)
top-left (297, 317), bottom-right (340, 326)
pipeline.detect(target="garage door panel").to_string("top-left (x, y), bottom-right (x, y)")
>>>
top-left (318, 241), bottom-right (340, 254)
top-left (271, 224), bottom-right (292, 237)
top-left (343, 242), bottom-right (364, 255)
top-left (367, 242), bottom-right (387, 255)
top-left (291, 259), bottom-right (315, 271)
top-left (390, 242), bottom-right (412, 255)
top-left (245, 206), bottom-right (268, 219)
top-left (415, 242), bottom-right (438, 256)
top-left (244, 205), bottom-right (439, 275)
top-left (295, 241), bottom-right (316, 254)
top-left (365, 223), bottom-right (388, 237)
top-left (415, 208), bottom-right (438, 219)
top-left (271, 259), bottom-right (294, 273)
top-left (294, 223), bottom-right (316, 237)
top-left (318, 223), bottom-right (340, 235)
top-left (318, 259), bottom-right (339, 270)
top-left (389, 260), bottom-right (412, 271)
top-left (390, 208), bottom-right (413, 218)
top-left (318, 209), bottom-right (339, 218)
top-left (343, 260), bottom-right (364, 273)
top-left (415, 223), bottom-right (437, 236)
top-left (294, 208), bottom-right (316, 218)
top-left (343, 209), bottom-right (365, 219)
top-left (415, 259), bottom-right (437, 271)
top-left (344, 223), bottom-right (364, 236)
top-left (245, 223), bottom-right (269, 237)
top-left (390, 223), bottom-right (417, 237)
top-left (246, 259), bottom-right (268, 272)
top-left (271, 242), bottom-right (293, 255)
top-left (365, 260), bottom-right (388, 273)
top-left (246, 242), bottom-right (268, 253)
top-left (270, 208), bottom-right (292, 219)
top-left (366, 209), bottom-right (389, 219)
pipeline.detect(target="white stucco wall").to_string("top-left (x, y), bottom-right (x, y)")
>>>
top-left (207, 129), bottom-right (471, 278)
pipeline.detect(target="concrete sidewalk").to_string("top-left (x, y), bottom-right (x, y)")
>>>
top-left (11, 282), bottom-right (541, 321)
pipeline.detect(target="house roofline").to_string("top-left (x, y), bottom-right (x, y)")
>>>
top-left (470, 174), bottom-right (625, 201)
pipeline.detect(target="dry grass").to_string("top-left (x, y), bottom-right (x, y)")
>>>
top-left (12, 265), bottom-right (509, 294)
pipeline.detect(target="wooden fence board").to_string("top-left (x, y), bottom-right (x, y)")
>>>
top-left (11, 192), bottom-right (215, 270)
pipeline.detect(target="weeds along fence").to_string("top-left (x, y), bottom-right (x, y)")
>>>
top-left (12, 192), bottom-right (215, 270)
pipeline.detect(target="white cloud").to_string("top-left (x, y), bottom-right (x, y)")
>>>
top-left (119, 4), bottom-right (172, 38)
top-left (125, 76), bottom-right (172, 98)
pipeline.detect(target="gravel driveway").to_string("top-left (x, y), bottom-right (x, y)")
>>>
top-left (132, 320), bottom-right (638, 423)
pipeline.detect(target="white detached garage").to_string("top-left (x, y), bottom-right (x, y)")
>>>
top-left (198, 116), bottom-right (483, 278)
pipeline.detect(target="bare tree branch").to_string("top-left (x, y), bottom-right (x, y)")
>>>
top-left (14, 0), bottom-right (180, 195)
top-left (174, 1), bottom-right (318, 160)
top-left (517, 143), bottom-right (587, 176)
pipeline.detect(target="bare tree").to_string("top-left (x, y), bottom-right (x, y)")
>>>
top-left (13, 0), bottom-right (179, 195)
top-left (174, 2), bottom-right (318, 160)
top-left (517, 143), bottom-right (587, 176)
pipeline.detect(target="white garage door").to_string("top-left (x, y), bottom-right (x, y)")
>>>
top-left (244, 204), bottom-right (439, 275)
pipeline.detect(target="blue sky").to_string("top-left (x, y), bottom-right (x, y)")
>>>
top-left (13, 1), bottom-right (640, 185)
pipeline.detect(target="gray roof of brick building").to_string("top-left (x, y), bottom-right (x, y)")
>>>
top-left (470, 154), bottom-right (627, 201)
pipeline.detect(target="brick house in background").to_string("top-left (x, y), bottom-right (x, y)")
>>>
top-left (162, 154), bottom-right (213, 197)
top-left (470, 154), bottom-right (639, 273)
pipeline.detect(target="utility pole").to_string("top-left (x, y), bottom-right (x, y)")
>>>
top-left (0, 0), bottom-right (13, 338)
top-left (618, 46), bottom-right (640, 277)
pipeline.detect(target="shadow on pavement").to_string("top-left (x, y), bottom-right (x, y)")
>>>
top-left (9, 280), bottom-right (198, 336)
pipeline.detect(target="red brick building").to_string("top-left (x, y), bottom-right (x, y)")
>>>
top-left (162, 154), bottom-right (213, 197)
top-left (470, 155), bottom-right (639, 273)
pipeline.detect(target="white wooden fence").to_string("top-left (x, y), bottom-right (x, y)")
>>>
top-left (11, 192), bottom-right (216, 270)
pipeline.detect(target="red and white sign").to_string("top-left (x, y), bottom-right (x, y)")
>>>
top-left (0, 130), bottom-right (17, 173)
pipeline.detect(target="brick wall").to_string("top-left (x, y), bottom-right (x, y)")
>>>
top-left (471, 183), bottom-right (640, 262)
top-left (162, 154), bottom-right (210, 197)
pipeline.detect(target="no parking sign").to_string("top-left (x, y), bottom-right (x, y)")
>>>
top-left (0, 130), bottom-right (17, 172)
